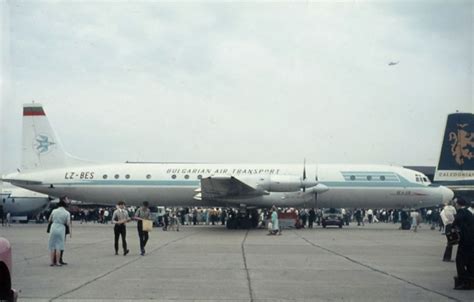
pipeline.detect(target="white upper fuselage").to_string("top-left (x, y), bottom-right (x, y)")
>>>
top-left (4, 163), bottom-right (453, 209)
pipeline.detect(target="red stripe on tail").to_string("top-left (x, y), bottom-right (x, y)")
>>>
top-left (23, 107), bottom-right (45, 116)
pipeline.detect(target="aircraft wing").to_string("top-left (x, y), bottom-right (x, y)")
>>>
top-left (2, 178), bottom-right (43, 186)
top-left (196, 176), bottom-right (266, 201)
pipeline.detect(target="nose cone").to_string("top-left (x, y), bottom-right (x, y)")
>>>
top-left (440, 186), bottom-right (454, 204)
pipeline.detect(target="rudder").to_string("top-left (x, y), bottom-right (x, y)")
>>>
top-left (22, 103), bottom-right (88, 170)
top-left (436, 113), bottom-right (474, 179)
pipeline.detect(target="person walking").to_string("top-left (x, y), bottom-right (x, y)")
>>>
top-left (134, 201), bottom-right (151, 256)
top-left (6, 212), bottom-right (11, 227)
top-left (0, 205), bottom-right (4, 226)
top-left (112, 201), bottom-right (130, 256)
top-left (440, 201), bottom-right (456, 262)
top-left (410, 210), bottom-right (420, 232)
top-left (59, 197), bottom-right (71, 265)
top-left (452, 198), bottom-right (474, 290)
top-left (355, 209), bottom-right (363, 226)
top-left (48, 197), bottom-right (71, 266)
top-left (270, 206), bottom-right (279, 235)
top-left (308, 208), bottom-right (316, 229)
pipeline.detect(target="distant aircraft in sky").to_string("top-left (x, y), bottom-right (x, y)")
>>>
top-left (388, 61), bottom-right (399, 66)
top-left (434, 112), bottom-right (474, 200)
top-left (1, 103), bottom-right (453, 228)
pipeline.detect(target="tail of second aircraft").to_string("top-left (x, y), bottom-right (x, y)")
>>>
top-left (435, 112), bottom-right (474, 183)
top-left (22, 103), bottom-right (90, 170)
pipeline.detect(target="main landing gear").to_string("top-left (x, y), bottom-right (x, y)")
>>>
top-left (226, 208), bottom-right (259, 229)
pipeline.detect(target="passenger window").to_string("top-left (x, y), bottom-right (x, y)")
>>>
top-left (103, 174), bottom-right (108, 179)
top-left (380, 176), bottom-right (385, 181)
top-left (350, 175), bottom-right (355, 181)
top-left (115, 174), bottom-right (120, 179)
top-left (125, 174), bottom-right (130, 179)
top-left (197, 175), bottom-right (202, 180)
top-left (367, 176), bottom-right (372, 181)
top-left (171, 175), bottom-right (177, 179)
top-left (184, 174), bottom-right (189, 179)
top-left (146, 174), bottom-right (151, 179)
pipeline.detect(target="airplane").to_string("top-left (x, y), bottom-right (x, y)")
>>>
top-left (0, 181), bottom-right (50, 222)
top-left (434, 112), bottom-right (474, 200)
top-left (1, 103), bottom-right (453, 227)
top-left (388, 61), bottom-right (399, 66)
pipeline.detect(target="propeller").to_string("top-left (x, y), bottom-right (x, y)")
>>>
top-left (302, 159), bottom-right (307, 192)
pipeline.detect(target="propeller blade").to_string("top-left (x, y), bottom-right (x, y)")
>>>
top-left (302, 158), bottom-right (306, 192)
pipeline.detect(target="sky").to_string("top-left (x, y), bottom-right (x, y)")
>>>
top-left (0, 0), bottom-right (473, 174)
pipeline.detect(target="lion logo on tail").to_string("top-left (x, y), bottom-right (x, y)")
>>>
top-left (449, 123), bottom-right (474, 165)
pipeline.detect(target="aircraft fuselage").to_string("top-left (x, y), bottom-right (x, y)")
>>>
top-left (4, 163), bottom-right (453, 209)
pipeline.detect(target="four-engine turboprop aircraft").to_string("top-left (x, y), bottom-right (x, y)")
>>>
top-left (2, 104), bottom-right (453, 212)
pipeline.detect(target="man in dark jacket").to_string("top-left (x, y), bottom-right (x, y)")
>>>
top-left (452, 198), bottom-right (474, 290)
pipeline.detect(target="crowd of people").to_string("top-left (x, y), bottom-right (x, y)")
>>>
top-left (42, 196), bottom-right (474, 290)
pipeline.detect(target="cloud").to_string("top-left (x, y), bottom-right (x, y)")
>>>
top-left (1, 1), bottom-right (472, 173)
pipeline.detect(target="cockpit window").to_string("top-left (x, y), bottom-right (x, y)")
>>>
top-left (423, 177), bottom-right (430, 183)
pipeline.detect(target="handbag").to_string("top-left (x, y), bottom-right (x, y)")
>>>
top-left (446, 227), bottom-right (460, 245)
top-left (142, 219), bottom-right (153, 232)
top-left (46, 221), bottom-right (70, 235)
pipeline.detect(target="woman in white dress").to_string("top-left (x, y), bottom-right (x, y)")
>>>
top-left (48, 197), bottom-right (71, 266)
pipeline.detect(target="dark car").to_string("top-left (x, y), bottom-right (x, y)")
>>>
top-left (0, 237), bottom-right (18, 302)
top-left (321, 208), bottom-right (344, 228)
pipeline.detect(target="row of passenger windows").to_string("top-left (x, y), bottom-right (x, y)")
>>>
top-left (102, 174), bottom-right (203, 180)
top-left (349, 175), bottom-right (386, 181)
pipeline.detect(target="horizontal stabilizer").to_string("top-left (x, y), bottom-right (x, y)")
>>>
top-left (2, 178), bottom-right (43, 186)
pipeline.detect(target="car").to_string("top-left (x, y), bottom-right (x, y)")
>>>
top-left (0, 237), bottom-right (18, 302)
top-left (321, 208), bottom-right (344, 228)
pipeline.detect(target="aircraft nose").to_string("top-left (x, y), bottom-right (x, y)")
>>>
top-left (440, 186), bottom-right (454, 204)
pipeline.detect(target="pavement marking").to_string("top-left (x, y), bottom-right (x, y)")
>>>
top-left (48, 231), bottom-right (199, 302)
top-left (21, 239), bottom-right (105, 264)
top-left (296, 232), bottom-right (462, 302)
top-left (241, 229), bottom-right (254, 302)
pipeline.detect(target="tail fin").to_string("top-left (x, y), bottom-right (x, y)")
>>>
top-left (435, 112), bottom-right (474, 182)
top-left (22, 103), bottom-right (89, 170)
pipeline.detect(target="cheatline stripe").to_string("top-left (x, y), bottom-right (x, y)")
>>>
top-left (50, 179), bottom-right (427, 188)
top-left (341, 171), bottom-right (399, 175)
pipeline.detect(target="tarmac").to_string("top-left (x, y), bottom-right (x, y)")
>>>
top-left (2, 222), bottom-right (473, 302)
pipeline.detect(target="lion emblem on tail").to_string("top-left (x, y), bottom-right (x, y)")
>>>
top-left (449, 123), bottom-right (474, 165)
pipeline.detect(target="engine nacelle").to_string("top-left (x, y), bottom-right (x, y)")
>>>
top-left (242, 175), bottom-right (318, 192)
